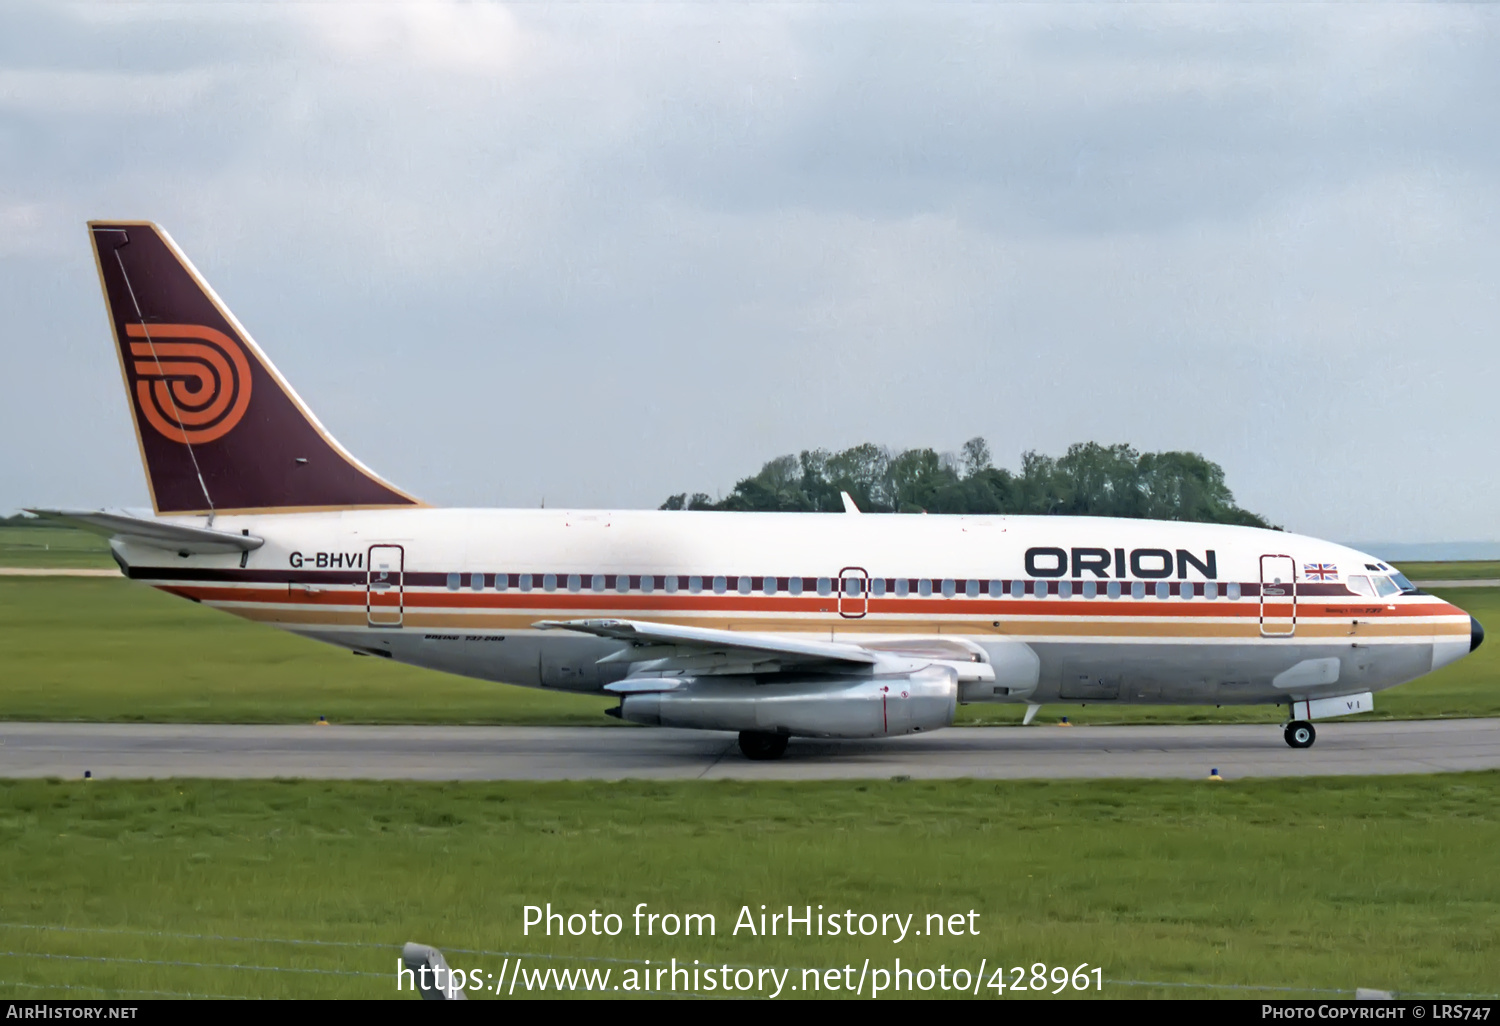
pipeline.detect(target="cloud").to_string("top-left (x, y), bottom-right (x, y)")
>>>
top-left (0, 2), bottom-right (1496, 540)
top-left (297, 0), bottom-right (526, 74)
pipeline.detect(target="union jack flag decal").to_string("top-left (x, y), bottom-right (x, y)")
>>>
top-left (1303, 563), bottom-right (1338, 581)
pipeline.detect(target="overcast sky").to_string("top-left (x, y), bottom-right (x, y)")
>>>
top-left (2, 1), bottom-right (1496, 542)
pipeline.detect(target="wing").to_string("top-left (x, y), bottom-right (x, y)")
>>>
top-left (26, 508), bottom-right (265, 555)
top-left (534, 617), bottom-right (996, 688)
top-left (535, 617), bottom-right (876, 672)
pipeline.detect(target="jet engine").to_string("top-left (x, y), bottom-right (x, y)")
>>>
top-left (615, 665), bottom-right (958, 738)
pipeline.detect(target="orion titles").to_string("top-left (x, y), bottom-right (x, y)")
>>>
top-left (1025, 547), bottom-right (1217, 580)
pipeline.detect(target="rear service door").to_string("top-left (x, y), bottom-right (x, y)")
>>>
top-left (367, 544), bottom-right (405, 627)
top-left (1259, 554), bottom-right (1296, 638)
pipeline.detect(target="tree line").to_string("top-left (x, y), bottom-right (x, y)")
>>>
top-left (661, 439), bottom-right (1274, 528)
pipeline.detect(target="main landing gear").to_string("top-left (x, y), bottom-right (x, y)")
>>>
top-left (738, 731), bottom-right (789, 761)
top-left (1283, 721), bottom-right (1316, 749)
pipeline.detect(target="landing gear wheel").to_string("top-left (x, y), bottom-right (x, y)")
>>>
top-left (738, 731), bottom-right (789, 761)
top-left (1284, 721), bottom-right (1316, 749)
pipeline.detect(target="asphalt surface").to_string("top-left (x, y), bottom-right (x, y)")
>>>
top-left (1, 719), bottom-right (1496, 781)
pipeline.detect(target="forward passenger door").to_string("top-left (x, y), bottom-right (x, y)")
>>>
top-left (1259, 554), bottom-right (1296, 638)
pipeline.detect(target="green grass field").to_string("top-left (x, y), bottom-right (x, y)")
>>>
top-left (0, 526), bottom-right (115, 569)
top-left (0, 775), bottom-right (1495, 1000)
top-left (1, 577), bottom-right (1495, 725)
top-left (3, 538), bottom-right (1496, 1003)
top-left (0, 578), bottom-right (615, 725)
top-left (1396, 561), bottom-right (1500, 581)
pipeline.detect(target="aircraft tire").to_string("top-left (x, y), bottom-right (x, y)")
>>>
top-left (738, 731), bottom-right (790, 761)
top-left (1284, 721), bottom-right (1316, 749)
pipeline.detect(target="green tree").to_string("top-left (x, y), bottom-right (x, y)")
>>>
top-left (659, 438), bottom-right (1273, 527)
top-left (1052, 442), bottom-right (1144, 517)
top-left (883, 448), bottom-right (954, 513)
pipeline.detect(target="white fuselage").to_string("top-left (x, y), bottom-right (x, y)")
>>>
top-left (114, 508), bottom-right (1474, 717)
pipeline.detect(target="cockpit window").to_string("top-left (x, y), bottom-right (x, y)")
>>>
top-left (1346, 575), bottom-right (1375, 598)
top-left (1373, 576), bottom-right (1400, 598)
top-left (1389, 571), bottom-right (1419, 594)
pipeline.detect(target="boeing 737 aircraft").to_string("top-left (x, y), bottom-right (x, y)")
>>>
top-left (34, 221), bottom-right (1484, 760)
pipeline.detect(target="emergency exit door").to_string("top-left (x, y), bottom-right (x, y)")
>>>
top-left (838, 566), bottom-right (869, 619)
top-left (1259, 554), bottom-right (1296, 638)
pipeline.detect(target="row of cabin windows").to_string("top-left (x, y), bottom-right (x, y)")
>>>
top-left (443, 572), bottom-right (1245, 602)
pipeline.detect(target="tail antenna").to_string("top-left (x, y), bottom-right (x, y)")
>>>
top-left (105, 231), bottom-right (217, 524)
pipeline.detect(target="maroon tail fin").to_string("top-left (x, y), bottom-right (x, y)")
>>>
top-left (89, 221), bottom-right (422, 515)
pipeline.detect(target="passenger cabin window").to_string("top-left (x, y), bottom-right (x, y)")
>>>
top-left (1059, 580), bottom-right (1073, 599)
top-left (1155, 581), bottom-right (1169, 600)
top-left (894, 579), bottom-right (909, 597)
top-left (1226, 582), bottom-right (1241, 600)
top-left (641, 576), bottom-right (654, 594)
top-left (543, 573), bottom-right (557, 592)
top-left (446, 573), bottom-right (460, 591)
top-left (567, 574), bottom-right (582, 592)
top-left (471, 573), bottom-right (485, 591)
top-left (519, 573), bottom-right (533, 592)
top-left (789, 577), bottom-right (804, 596)
top-left (592, 574), bottom-right (606, 592)
top-left (1131, 581), bottom-right (1145, 600)
top-left (918, 579), bottom-right (933, 597)
top-left (712, 575), bottom-right (727, 594)
top-left (764, 576), bottom-right (777, 596)
top-left (1346, 575), bottom-right (1375, 597)
top-left (871, 578), bottom-right (886, 597)
top-left (738, 576), bottom-right (752, 595)
top-left (689, 576), bottom-right (703, 594)
top-left (1010, 580), bottom-right (1024, 599)
top-left (965, 579), bottom-right (979, 598)
top-left (495, 573), bottom-right (507, 592)
top-left (1180, 582), bottom-right (1193, 600)
top-left (817, 577), bottom-right (833, 596)
top-left (1082, 580), bottom-right (1097, 599)
top-left (1373, 576), bottom-right (1401, 598)
top-left (1204, 581), bottom-right (1216, 600)
top-left (989, 579), bottom-right (1001, 597)
top-left (1107, 581), bottom-right (1121, 599)
top-left (663, 576), bottom-right (677, 594)
top-left (1034, 581), bottom-right (1047, 599)
top-left (942, 579), bottom-right (956, 598)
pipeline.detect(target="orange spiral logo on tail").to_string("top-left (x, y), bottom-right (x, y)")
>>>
top-left (126, 324), bottom-right (254, 445)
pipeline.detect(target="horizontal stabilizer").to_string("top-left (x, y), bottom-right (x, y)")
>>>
top-left (26, 508), bottom-right (264, 555)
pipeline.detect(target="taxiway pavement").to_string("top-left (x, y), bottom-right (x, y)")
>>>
top-left (1, 719), bottom-right (1496, 781)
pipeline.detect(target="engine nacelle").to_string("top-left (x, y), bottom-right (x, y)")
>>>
top-left (617, 666), bottom-right (958, 738)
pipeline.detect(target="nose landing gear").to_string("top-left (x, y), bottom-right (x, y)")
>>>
top-left (1283, 720), bottom-right (1316, 749)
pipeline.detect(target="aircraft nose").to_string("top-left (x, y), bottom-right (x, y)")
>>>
top-left (1473, 616), bottom-right (1485, 653)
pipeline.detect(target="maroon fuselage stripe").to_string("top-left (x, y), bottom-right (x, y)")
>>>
top-left (153, 582), bottom-right (1455, 620)
top-left (127, 566), bottom-right (1376, 600)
